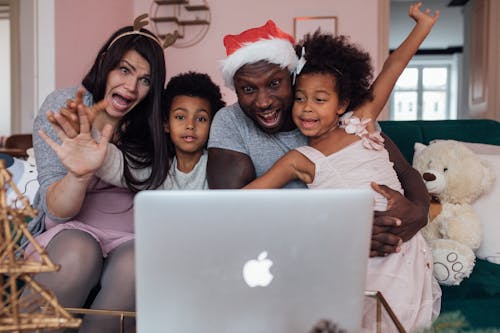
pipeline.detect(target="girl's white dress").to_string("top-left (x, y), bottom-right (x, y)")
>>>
top-left (295, 114), bottom-right (441, 333)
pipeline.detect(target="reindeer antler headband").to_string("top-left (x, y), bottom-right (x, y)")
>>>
top-left (107, 13), bottom-right (179, 50)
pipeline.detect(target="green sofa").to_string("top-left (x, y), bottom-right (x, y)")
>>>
top-left (379, 119), bottom-right (500, 329)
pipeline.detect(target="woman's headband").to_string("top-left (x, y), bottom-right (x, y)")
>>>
top-left (107, 14), bottom-right (179, 50)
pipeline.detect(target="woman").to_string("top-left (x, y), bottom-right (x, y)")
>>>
top-left (23, 20), bottom-right (171, 333)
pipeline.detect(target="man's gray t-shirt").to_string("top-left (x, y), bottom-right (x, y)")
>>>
top-left (208, 103), bottom-right (307, 188)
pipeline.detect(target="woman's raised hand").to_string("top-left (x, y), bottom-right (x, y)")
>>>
top-left (39, 104), bottom-right (113, 178)
top-left (47, 87), bottom-right (107, 136)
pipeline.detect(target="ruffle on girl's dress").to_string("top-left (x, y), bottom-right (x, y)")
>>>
top-left (339, 111), bottom-right (385, 151)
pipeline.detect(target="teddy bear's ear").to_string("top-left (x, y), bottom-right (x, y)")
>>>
top-left (414, 142), bottom-right (427, 158)
top-left (480, 158), bottom-right (497, 194)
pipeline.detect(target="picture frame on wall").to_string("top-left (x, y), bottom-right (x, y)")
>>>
top-left (293, 16), bottom-right (338, 41)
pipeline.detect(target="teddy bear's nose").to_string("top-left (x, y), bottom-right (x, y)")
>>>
top-left (423, 172), bottom-right (436, 181)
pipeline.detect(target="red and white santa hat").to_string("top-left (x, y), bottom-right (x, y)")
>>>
top-left (221, 20), bottom-right (299, 89)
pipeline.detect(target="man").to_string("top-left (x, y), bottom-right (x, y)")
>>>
top-left (207, 20), bottom-right (429, 257)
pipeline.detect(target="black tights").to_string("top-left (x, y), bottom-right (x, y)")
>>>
top-left (31, 229), bottom-right (135, 333)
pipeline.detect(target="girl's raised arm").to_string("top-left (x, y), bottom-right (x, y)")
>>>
top-left (356, 2), bottom-right (439, 121)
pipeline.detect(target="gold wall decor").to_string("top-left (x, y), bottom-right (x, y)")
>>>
top-left (0, 159), bottom-right (81, 332)
top-left (149, 0), bottom-right (211, 48)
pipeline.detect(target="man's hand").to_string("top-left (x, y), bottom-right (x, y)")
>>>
top-left (370, 214), bottom-right (403, 257)
top-left (370, 182), bottom-right (428, 257)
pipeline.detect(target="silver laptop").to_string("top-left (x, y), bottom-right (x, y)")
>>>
top-left (134, 189), bottom-right (373, 333)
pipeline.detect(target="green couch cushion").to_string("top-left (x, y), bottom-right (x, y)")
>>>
top-left (379, 119), bottom-right (500, 163)
top-left (378, 123), bottom-right (424, 162)
top-left (441, 259), bottom-right (500, 328)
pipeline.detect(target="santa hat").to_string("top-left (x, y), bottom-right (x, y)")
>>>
top-left (221, 20), bottom-right (299, 89)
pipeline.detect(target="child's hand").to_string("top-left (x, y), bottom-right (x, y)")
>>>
top-left (409, 2), bottom-right (439, 29)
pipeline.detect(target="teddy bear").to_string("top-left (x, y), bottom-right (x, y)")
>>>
top-left (412, 140), bottom-right (495, 286)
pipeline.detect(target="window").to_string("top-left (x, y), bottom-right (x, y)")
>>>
top-left (390, 55), bottom-right (459, 120)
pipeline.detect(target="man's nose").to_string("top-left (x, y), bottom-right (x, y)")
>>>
top-left (255, 91), bottom-right (272, 110)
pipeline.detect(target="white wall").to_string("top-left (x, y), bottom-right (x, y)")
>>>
top-left (18, 0), bottom-right (55, 134)
top-left (390, 0), bottom-right (464, 50)
top-left (36, 0), bottom-right (55, 111)
top-left (0, 18), bottom-right (10, 136)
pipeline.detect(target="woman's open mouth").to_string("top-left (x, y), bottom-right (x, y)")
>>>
top-left (110, 93), bottom-right (134, 112)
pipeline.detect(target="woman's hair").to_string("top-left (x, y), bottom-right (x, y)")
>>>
top-left (163, 71), bottom-right (226, 155)
top-left (295, 31), bottom-right (374, 111)
top-left (82, 26), bottom-right (170, 192)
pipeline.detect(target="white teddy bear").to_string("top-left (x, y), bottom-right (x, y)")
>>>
top-left (413, 140), bottom-right (495, 286)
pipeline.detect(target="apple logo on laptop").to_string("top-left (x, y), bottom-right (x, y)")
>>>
top-left (242, 251), bottom-right (274, 287)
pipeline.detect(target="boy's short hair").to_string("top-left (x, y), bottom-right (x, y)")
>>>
top-left (163, 72), bottom-right (226, 119)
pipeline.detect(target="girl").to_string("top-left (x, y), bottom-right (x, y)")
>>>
top-left (24, 19), bottom-right (169, 332)
top-left (245, 3), bottom-right (441, 332)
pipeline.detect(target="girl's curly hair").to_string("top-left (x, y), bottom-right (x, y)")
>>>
top-left (295, 31), bottom-right (374, 111)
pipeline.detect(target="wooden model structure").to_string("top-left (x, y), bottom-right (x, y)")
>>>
top-left (364, 291), bottom-right (407, 333)
top-left (0, 159), bottom-right (81, 332)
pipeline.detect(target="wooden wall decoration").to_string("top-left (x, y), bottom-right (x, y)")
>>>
top-left (150, 0), bottom-right (211, 48)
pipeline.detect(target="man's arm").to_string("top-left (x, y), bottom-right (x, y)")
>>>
top-left (376, 133), bottom-right (429, 242)
top-left (207, 148), bottom-right (256, 189)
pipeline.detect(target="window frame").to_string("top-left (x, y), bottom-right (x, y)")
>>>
top-left (389, 54), bottom-right (459, 121)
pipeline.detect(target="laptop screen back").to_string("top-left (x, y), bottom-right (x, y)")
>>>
top-left (135, 189), bottom-right (373, 333)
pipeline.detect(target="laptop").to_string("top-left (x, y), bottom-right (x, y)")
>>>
top-left (134, 189), bottom-right (373, 333)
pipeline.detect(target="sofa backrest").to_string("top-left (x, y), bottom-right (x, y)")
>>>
top-left (379, 119), bottom-right (500, 163)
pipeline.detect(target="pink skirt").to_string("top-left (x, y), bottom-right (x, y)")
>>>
top-left (25, 178), bottom-right (135, 260)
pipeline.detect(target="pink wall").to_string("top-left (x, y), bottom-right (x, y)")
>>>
top-left (55, 0), bottom-right (382, 105)
top-left (134, 0), bottom-right (382, 105)
top-left (55, 0), bottom-right (134, 88)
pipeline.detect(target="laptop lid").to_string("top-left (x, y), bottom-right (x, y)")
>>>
top-left (135, 189), bottom-right (373, 333)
